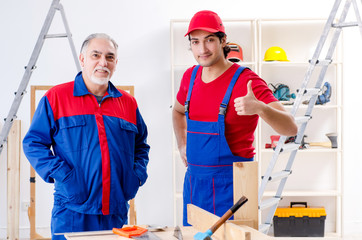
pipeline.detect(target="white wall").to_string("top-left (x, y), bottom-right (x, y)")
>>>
top-left (1, 0), bottom-right (362, 238)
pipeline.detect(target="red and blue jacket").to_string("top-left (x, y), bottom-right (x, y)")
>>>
top-left (23, 72), bottom-right (150, 216)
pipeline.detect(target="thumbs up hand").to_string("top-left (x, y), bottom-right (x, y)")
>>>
top-left (234, 80), bottom-right (262, 116)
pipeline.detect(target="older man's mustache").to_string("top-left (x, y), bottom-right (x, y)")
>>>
top-left (93, 67), bottom-right (111, 74)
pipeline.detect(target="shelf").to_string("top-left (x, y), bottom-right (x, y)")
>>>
top-left (234, 61), bottom-right (257, 66)
top-left (263, 190), bottom-right (341, 197)
top-left (261, 148), bottom-right (340, 153)
top-left (260, 61), bottom-right (342, 66)
top-left (283, 104), bottom-right (341, 110)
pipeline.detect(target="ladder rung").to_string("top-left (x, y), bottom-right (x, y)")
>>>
top-left (44, 33), bottom-right (68, 38)
top-left (308, 59), bottom-right (332, 66)
top-left (268, 170), bottom-right (292, 182)
top-left (332, 22), bottom-right (359, 28)
top-left (281, 143), bottom-right (300, 152)
top-left (295, 116), bottom-right (311, 124)
top-left (297, 88), bottom-right (320, 97)
top-left (259, 197), bottom-right (281, 210)
top-left (259, 223), bottom-right (271, 233)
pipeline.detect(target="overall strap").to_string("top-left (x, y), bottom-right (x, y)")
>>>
top-left (185, 65), bottom-right (200, 116)
top-left (219, 66), bottom-right (247, 116)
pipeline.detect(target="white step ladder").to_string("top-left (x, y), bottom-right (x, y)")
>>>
top-left (258, 0), bottom-right (362, 234)
top-left (0, 0), bottom-right (80, 156)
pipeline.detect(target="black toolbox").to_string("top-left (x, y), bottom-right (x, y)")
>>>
top-left (273, 202), bottom-right (326, 237)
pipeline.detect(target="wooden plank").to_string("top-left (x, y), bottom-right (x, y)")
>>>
top-left (30, 86), bottom-right (51, 240)
top-left (129, 199), bottom-right (137, 225)
top-left (187, 204), bottom-right (246, 240)
top-left (187, 204), bottom-right (273, 240)
top-left (7, 120), bottom-right (21, 240)
top-left (116, 85), bottom-right (136, 225)
top-left (237, 225), bottom-right (274, 240)
top-left (233, 161), bottom-right (259, 229)
top-left (116, 86), bottom-right (134, 96)
top-left (63, 230), bottom-right (122, 240)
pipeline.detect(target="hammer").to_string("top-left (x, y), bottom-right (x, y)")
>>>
top-left (302, 133), bottom-right (338, 148)
top-left (193, 196), bottom-right (248, 240)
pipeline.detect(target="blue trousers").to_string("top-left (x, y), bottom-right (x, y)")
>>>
top-left (51, 203), bottom-right (127, 240)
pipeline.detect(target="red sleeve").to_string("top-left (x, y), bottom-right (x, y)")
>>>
top-left (243, 69), bottom-right (277, 104)
top-left (176, 66), bottom-right (196, 106)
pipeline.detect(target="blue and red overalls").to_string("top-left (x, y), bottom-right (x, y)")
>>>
top-left (183, 65), bottom-right (253, 225)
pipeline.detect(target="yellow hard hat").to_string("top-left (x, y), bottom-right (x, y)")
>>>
top-left (264, 46), bottom-right (289, 61)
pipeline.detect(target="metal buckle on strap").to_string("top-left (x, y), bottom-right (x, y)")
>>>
top-left (185, 101), bottom-right (190, 113)
top-left (219, 103), bottom-right (227, 115)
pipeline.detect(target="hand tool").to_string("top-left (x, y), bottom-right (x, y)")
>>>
top-left (132, 231), bottom-right (161, 240)
top-left (301, 133), bottom-right (338, 149)
top-left (173, 225), bottom-right (183, 240)
top-left (147, 224), bottom-right (167, 232)
top-left (113, 226), bottom-right (161, 240)
top-left (193, 195), bottom-right (248, 240)
top-left (113, 226), bottom-right (147, 238)
top-left (265, 135), bottom-right (281, 148)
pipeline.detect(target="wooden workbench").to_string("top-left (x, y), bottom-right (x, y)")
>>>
top-left (64, 225), bottom-right (273, 240)
top-left (64, 204), bottom-right (274, 240)
top-left (63, 227), bottom-right (197, 240)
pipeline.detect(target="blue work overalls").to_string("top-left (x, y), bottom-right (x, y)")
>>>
top-left (183, 65), bottom-right (253, 226)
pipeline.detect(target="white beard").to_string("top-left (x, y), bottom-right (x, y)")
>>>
top-left (90, 67), bottom-right (110, 85)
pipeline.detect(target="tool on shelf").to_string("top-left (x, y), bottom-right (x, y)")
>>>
top-left (301, 133), bottom-right (338, 149)
top-left (279, 133), bottom-right (338, 149)
top-left (258, 0), bottom-right (362, 234)
top-left (302, 81), bottom-right (332, 105)
top-left (268, 83), bottom-right (296, 102)
top-left (265, 135), bottom-right (282, 149)
top-left (193, 196), bottom-right (248, 240)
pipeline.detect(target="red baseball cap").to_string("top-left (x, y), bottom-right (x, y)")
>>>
top-left (185, 10), bottom-right (225, 37)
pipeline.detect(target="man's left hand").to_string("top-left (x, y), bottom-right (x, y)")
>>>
top-left (234, 80), bottom-right (262, 115)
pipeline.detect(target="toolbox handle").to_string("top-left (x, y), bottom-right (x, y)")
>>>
top-left (290, 202), bottom-right (308, 208)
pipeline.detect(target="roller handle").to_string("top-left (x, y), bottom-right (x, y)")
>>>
top-left (209, 196), bottom-right (248, 234)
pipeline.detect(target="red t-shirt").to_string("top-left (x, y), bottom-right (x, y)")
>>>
top-left (176, 63), bottom-right (277, 158)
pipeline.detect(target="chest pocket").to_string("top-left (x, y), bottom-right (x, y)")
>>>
top-left (118, 119), bottom-right (138, 157)
top-left (58, 116), bottom-right (89, 152)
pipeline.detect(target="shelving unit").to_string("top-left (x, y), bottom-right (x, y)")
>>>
top-left (257, 19), bottom-right (343, 237)
top-left (170, 18), bottom-right (343, 238)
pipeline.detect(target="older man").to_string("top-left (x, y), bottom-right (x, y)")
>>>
top-left (23, 33), bottom-right (150, 239)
